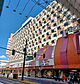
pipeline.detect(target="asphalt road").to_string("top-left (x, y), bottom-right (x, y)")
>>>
top-left (0, 78), bottom-right (25, 84)
top-left (23, 77), bottom-right (68, 84)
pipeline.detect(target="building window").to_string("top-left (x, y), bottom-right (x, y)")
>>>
top-left (53, 34), bottom-right (57, 37)
top-left (36, 34), bottom-right (38, 36)
top-left (48, 27), bottom-right (51, 30)
top-left (38, 37), bottom-right (40, 40)
top-left (32, 44), bottom-right (34, 46)
top-left (57, 6), bottom-right (60, 9)
top-left (35, 31), bottom-right (37, 33)
top-left (58, 9), bottom-right (62, 13)
top-left (51, 19), bottom-right (54, 22)
top-left (52, 5), bottom-right (55, 9)
top-left (47, 23), bottom-right (49, 26)
top-left (48, 17), bottom-right (51, 20)
top-left (53, 23), bottom-right (57, 27)
top-left (35, 39), bottom-right (37, 41)
top-left (42, 44), bottom-right (44, 47)
top-left (42, 35), bottom-right (44, 38)
top-left (64, 22), bottom-right (69, 26)
top-left (57, 15), bottom-right (60, 19)
top-left (36, 42), bottom-right (38, 45)
top-left (38, 46), bottom-right (40, 49)
top-left (46, 32), bottom-right (49, 35)
top-left (53, 13), bottom-right (56, 17)
top-left (60, 19), bottom-right (64, 23)
top-left (43, 38), bottom-right (46, 41)
top-left (42, 18), bottom-right (45, 21)
top-left (42, 26), bottom-right (45, 29)
top-left (46, 42), bottom-right (49, 45)
top-left (67, 14), bottom-right (71, 20)
top-left (36, 23), bottom-right (38, 26)
top-left (48, 36), bottom-right (51, 39)
top-left (39, 14), bottom-right (42, 17)
top-left (60, 31), bottom-right (63, 34)
top-left (34, 47), bottom-right (36, 50)
top-left (40, 32), bottom-right (42, 34)
top-left (51, 40), bottom-right (54, 43)
top-left (57, 26), bottom-right (61, 30)
top-left (44, 29), bottom-right (46, 32)
top-left (44, 21), bottom-right (46, 23)
top-left (51, 29), bottom-right (54, 33)
top-left (51, 11), bottom-right (54, 14)
top-left (47, 15), bottom-right (49, 18)
top-left (39, 40), bottom-right (41, 43)
top-left (63, 11), bottom-right (67, 16)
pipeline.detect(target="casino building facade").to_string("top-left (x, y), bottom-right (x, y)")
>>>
top-left (5, 1), bottom-right (79, 78)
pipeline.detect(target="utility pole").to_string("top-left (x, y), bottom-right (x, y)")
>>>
top-left (21, 40), bottom-right (27, 80)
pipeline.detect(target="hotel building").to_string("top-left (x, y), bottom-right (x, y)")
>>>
top-left (5, 1), bottom-right (78, 77)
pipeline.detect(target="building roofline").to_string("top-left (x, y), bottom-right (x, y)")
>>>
top-left (13, 17), bottom-right (33, 36)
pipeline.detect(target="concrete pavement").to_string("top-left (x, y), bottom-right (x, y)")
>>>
top-left (0, 77), bottom-right (25, 84)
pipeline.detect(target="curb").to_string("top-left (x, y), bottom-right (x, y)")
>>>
top-left (20, 80), bottom-right (39, 84)
top-left (10, 78), bottom-right (38, 84)
top-left (0, 76), bottom-right (38, 84)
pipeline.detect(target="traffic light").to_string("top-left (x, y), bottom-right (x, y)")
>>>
top-left (23, 48), bottom-right (26, 52)
top-left (12, 49), bottom-right (15, 55)
top-left (34, 52), bottom-right (36, 58)
top-left (43, 53), bottom-right (45, 58)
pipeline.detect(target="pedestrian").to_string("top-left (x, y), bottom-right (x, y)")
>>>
top-left (7, 73), bottom-right (9, 78)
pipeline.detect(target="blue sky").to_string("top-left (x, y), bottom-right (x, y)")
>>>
top-left (0, 0), bottom-right (52, 60)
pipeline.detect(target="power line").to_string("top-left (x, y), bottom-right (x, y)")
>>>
top-left (43, 0), bottom-right (49, 5)
top-left (32, 0), bottom-right (46, 9)
top-left (13, 0), bottom-right (21, 12)
top-left (43, 0), bottom-right (53, 5)
top-left (6, 0), bottom-right (11, 8)
top-left (26, 0), bottom-right (40, 18)
top-left (19, 0), bottom-right (30, 15)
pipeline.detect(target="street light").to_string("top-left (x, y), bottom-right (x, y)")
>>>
top-left (21, 40), bottom-right (27, 80)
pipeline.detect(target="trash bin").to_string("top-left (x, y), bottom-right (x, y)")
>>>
top-left (13, 74), bottom-right (18, 79)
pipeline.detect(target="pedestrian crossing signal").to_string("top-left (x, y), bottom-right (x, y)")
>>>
top-left (12, 49), bottom-right (15, 55)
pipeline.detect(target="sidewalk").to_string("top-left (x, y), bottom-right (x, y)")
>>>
top-left (0, 74), bottom-right (38, 84)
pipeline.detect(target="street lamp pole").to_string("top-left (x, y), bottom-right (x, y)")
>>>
top-left (21, 40), bottom-right (27, 80)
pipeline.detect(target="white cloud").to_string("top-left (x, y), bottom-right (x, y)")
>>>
top-left (0, 55), bottom-right (6, 59)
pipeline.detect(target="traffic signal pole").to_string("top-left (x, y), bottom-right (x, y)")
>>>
top-left (21, 51), bottom-right (26, 80)
top-left (21, 40), bottom-right (27, 80)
